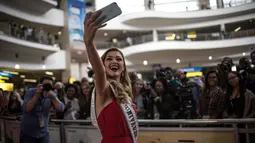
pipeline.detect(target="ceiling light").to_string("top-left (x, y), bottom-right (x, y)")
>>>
top-left (45, 71), bottom-right (53, 75)
top-left (3, 71), bottom-right (19, 75)
top-left (176, 59), bottom-right (180, 63)
top-left (209, 56), bottom-right (212, 60)
top-left (234, 27), bottom-right (241, 32)
top-left (20, 75), bottom-right (25, 78)
top-left (112, 38), bottom-right (118, 43)
top-left (137, 73), bottom-right (142, 79)
top-left (143, 60), bottom-right (148, 65)
top-left (165, 33), bottom-right (176, 41)
top-left (42, 64), bottom-right (46, 69)
top-left (15, 64), bottom-right (20, 69)
top-left (104, 33), bottom-right (108, 36)
top-left (242, 52), bottom-right (246, 56)
top-left (77, 51), bottom-right (83, 55)
top-left (23, 79), bottom-right (37, 83)
top-left (58, 31), bottom-right (61, 35)
top-left (231, 66), bottom-right (237, 71)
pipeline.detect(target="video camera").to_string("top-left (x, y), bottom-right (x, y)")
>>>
top-left (217, 57), bottom-right (233, 73)
top-left (217, 57), bottom-right (234, 89)
top-left (172, 81), bottom-right (198, 119)
top-left (239, 57), bottom-right (255, 74)
top-left (155, 67), bottom-right (173, 80)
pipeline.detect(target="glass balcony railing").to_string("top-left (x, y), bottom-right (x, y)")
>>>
top-left (95, 0), bottom-right (254, 15)
top-left (0, 24), bottom-right (62, 49)
top-left (95, 29), bottom-right (255, 49)
top-left (153, 0), bottom-right (253, 12)
top-left (158, 29), bottom-right (255, 41)
top-left (95, 34), bottom-right (153, 49)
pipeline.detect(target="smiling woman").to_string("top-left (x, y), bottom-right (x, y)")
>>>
top-left (199, 70), bottom-right (226, 119)
top-left (83, 10), bottom-right (138, 143)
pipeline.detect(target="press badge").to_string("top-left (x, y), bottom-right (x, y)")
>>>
top-left (39, 115), bottom-right (45, 128)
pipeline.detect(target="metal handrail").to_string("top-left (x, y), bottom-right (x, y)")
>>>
top-left (152, 0), bottom-right (253, 12)
top-left (50, 118), bottom-right (255, 124)
top-left (2, 115), bottom-right (254, 124)
top-left (158, 29), bottom-right (255, 41)
top-left (0, 28), bottom-right (61, 49)
top-left (1, 116), bottom-right (254, 143)
top-left (95, 29), bottom-right (255, 49)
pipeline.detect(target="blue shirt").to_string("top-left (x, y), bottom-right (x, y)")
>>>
top-left (21, 88), bottom-right (65, 138)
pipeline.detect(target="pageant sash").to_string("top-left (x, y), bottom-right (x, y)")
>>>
top-left (90, 85), bottom-right (139, 143)
top-left (119, 102), bottom-right (139, 143)
top-left (90, 87), bottom-right (100, 130)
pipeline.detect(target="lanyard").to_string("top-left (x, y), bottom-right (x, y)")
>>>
top-left (39, 93), bottom-right (47, 115)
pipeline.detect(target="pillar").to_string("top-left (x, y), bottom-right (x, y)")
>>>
top-left (80, 63), bottom-right (89, 79)
top-left (152, 29), bottom-right (158, 42)
top-left (216, 0), bottom-right (224, 8)
top-left (144, 0), bottom-right (155, 10)
top-left (198, 0), bottom-right (210, 9)
top-left (220, 23), bottom-right (226, 39)
top-left (60, 0), bottom-right (72, 83)
top-left (220, 23), bottom-right (225, 32)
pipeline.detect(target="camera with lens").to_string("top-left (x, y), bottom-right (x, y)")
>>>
top-left (217, 57), bottom-right (233, 73)
top-left (217, 57), bottom-right (234, 89)
top-left (173, 82), bottom-right (198, 119)
top-left (43, 83), bottom-right (52, 91)
top-left (239, 57), bottom-right (254, 72)
top-left (156, 68), bottom-right (167, 79)
top-left (251, 50), bottom-right (255, 65)
top-left (155, 67), bottom-right (173, 80)
top-left (239, 57), bottom-right (255, 94)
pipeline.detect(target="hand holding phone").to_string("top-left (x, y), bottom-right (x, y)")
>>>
top-left (84, 11), bottom-right (106, 44)
top-left (84, 2), bottom-right (122, 44)
top-left (96, 2), bottom-right (122, 24)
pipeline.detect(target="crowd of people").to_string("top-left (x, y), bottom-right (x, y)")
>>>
top-left (0, 77), bottom-right (91, 120)
top-left (131, 56), bottom-right (255, 120)
top-left (0, 54), bottom-right (254, 121)
top-left (8, 22), bottom-right (59, 47)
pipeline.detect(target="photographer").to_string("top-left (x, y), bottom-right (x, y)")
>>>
top-left (20, 76), bottom-right (65, 143)
top-left (175, 69), bottom-right (202, 119)
top-left (150, 78), bottom-right (173, 119)
top-left (217, 57), bottom-right (234, 91)
top-left (239, 57), bottom-right (255, 94)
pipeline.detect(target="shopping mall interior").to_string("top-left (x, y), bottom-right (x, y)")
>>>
top-left (0, 0), bottom-right (255, 143)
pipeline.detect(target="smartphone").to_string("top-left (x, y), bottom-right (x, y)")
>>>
top-left (96, 2), bottom-right (122, 24)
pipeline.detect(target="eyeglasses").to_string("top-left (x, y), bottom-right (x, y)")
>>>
top-left (228, 76), bottom-right (237, 81)
top-left (208, 76), bottom-right (217, 79)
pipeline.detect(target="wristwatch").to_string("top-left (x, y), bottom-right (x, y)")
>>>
top-left (51, 94), bottom-right (57, 100)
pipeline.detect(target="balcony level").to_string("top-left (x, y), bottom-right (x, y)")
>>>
top-left (0, 0), bottom-right (57, 14)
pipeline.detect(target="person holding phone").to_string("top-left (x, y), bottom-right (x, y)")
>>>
top-left (20, 76), bottom-right (65, 143)
top-left (85, 9), bottom-right (138, 143)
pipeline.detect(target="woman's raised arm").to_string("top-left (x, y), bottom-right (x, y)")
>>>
top-left (83, 11), bottom-right (108, 95)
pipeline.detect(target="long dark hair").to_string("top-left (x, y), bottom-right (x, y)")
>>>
top-left (151, 78), bottom-right (168, 96)
top-left (204, 70), bottom-right (219, 92)
top-left (226, 71), bottom-right (246, 98)
top-left (8, 91), bottom-right (21, 114)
